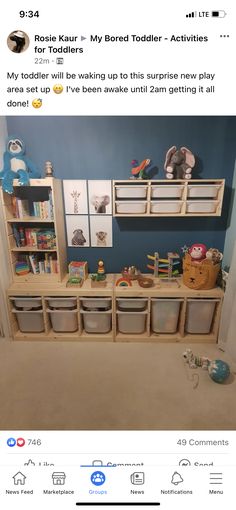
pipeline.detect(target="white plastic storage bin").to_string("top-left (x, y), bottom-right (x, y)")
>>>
top-left (116, 298), bottom-right (148, 311)
top-left (10, 296), bottom-right (42, 310)
top-left (115, 201), bottom-right (147, 214)
top-left (186, 200), bottom-right (218, 213)
top-left (151, 185), bottom-right (184, 199)
top-left (81, 310), bottom-right (112, 333)
top-left (150, 201), bottom-right (183, 214)
top-left (185, 299), bottom-right (219, 334)
top-left (116, 185), bottom-right (148, 199)
top-left (47, 309), bottom-right (78, 332)
top-left (151, 298), bottom-right (183, 333)
top-left (46, 297), bottom-right (77, 308)
top-left (80, 297), bottom-right (112, 310)
top-left (187, 184), bottom-right (220, 198)
top-left (12, 309), bottom-right (45, 333)
top-left (117, 311), bottom-right (147, 334)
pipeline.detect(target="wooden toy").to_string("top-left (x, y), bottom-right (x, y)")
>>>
top-left (15, 261), bottom-right (30, 275)
top-left (147, 252), bottom-right (180, 278)
top-left (116, 277), bottom-right (132, 287)
top-left (130, 159), bottom-right (151, 179)
top-left (68, 261), bottom-right (88, 280)
top-left (122, 266), bottom-right (141, 280)
top-left (97, 260), bottom-right (106, 276)
top-left (90, 260), bottom-right (107, 287)
top-left (138, 276), bottom-right (153, 288)
top-left (66, 276), bottom-right (83, 287)
top-left (44, 161), bottom-right (54, 177)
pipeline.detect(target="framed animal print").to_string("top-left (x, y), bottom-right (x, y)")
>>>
top-left (88, 180), bottom-right (112, 215)
top-left (66, 215), bottom-right (90, 247)
top-left (63, 180), bottom-right (88, 214)
top-left (90, 215), bottom-right (113, 248)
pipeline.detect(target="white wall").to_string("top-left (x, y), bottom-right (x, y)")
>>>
top-left (223, 159), bottom-right (236, 269)
top-left (219, 160), bottom-right (236, 360)
top-left (0, 116), bottom-right (11, 338)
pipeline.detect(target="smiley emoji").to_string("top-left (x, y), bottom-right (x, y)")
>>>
top-left (53, 84), bottom-right (63, 94)
top-left (32, 98), bottom-right (42, 108)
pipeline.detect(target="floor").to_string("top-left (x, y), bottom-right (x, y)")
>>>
top-left (0, 340), bottom-right (235, 430)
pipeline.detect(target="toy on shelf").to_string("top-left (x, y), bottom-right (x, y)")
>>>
top-left (0, 135), bottom-right (41, 194)
top-left (68, 261), bottom-right (88, 280)
top-left (66, 276), bottom-right (83, 287)
top-left (138, 276), bottom-right (153, 288)
top-left (147, 252), bottom-right (180, 278)
top-left (206, 248), bottom-right (223, 265)
top-left (122, 266), bottom-right (141, 280)
top-left (183, 349), bottom-right (230, 383)
top-left (182, 244), bottom-right (222, 290)
top-left (116, 277), bottom-right (132, 287)
top-left (66, 261), bottom-right (88, 287)
top-left (130, 159), bottom-right (151, 179)
top-left (189, 243), bottom-right (207, 263)
top-left (44, 161), bottom-right (54, 177)
top-left (15, 260), bottom-right (30, 276)
top-left (164, 146), bottom-right (195, 180)
top-left (90, 260), bottom-right (107, 287)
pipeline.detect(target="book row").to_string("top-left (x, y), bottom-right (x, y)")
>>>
top-left (15, 253), bottom-right (59, 275)
top-left (12, 226), bottom-right (56, 249)
top-left (12, 194), bottom-right (54, 219)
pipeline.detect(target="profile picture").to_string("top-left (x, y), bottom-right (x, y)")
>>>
top-left (7, 30), bottom-right (30, 53)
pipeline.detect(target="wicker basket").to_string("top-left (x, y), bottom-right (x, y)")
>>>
top-left (183, 254), bottom-right (220, 290)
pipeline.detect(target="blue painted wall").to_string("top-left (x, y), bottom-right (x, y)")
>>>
top-left (6, 116), bottom-right (236, 272)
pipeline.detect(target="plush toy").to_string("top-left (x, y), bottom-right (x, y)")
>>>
top-left (0, 135), bottom-right (41, 194)
top-left (189, 243), bottom-right (207, 263)
top-left (164, 146), bottom-right (195, 179)
top-left (206, 248), bottom-right (223, 265)
top-left (183, 350), bottom-right (230, 383)
top-left (183, 349), bottom-right (210, 370)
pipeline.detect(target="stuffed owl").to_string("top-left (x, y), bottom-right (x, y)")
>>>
top-left (0, 135), bottom-right (41, 194)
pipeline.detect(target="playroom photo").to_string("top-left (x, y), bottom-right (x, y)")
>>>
top-left (0, 115), bottom-right (236, 430)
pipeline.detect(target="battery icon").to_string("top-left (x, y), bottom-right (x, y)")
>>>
top-left (211, 10), bottom-right (227, 17)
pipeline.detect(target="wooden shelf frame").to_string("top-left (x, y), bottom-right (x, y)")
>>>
top-left (0, 178), bottom-right (67, 283)
top-left (7, 275), bottom-right (224, 343)
top-left (112, 179), bottom-right (225, 217)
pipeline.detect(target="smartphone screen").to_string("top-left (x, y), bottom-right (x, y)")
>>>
top-left (0, 2), bottom-right (235, 509)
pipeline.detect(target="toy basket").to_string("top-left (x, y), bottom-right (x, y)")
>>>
top-left (183, 253), bottom-right (220, 290)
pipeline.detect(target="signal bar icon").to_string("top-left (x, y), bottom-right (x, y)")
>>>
top-left (186, 12), bottom-right (197, 18)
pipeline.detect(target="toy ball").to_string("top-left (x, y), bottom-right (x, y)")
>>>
top-left (208, 359), bottom-right (230, 383)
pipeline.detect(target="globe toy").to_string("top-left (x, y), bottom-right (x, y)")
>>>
top-left (208, 360), bottom-right (230, 383)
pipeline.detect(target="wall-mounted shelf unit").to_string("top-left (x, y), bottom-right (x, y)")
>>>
top-left (7, 275), bottom-right (223, 343)
top-left (112, 179), bottom-right (225, 217)
top-left (0, 178), bottom-right (67, 283)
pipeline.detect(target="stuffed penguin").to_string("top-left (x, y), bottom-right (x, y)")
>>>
top-left (0, 136), bottom-right (41, 194)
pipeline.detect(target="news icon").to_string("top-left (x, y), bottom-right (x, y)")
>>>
top-left (130, 472), bottom-right (145, 485)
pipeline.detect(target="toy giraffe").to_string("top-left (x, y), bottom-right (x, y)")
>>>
top-left (71, 190), bottom-right (81, 214)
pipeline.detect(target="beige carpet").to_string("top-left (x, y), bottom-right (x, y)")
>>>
top-left (0, 340), bottom-right (235, 430)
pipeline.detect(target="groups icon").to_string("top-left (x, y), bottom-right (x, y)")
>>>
top-left (91, 471), bottom-right (106, 486)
